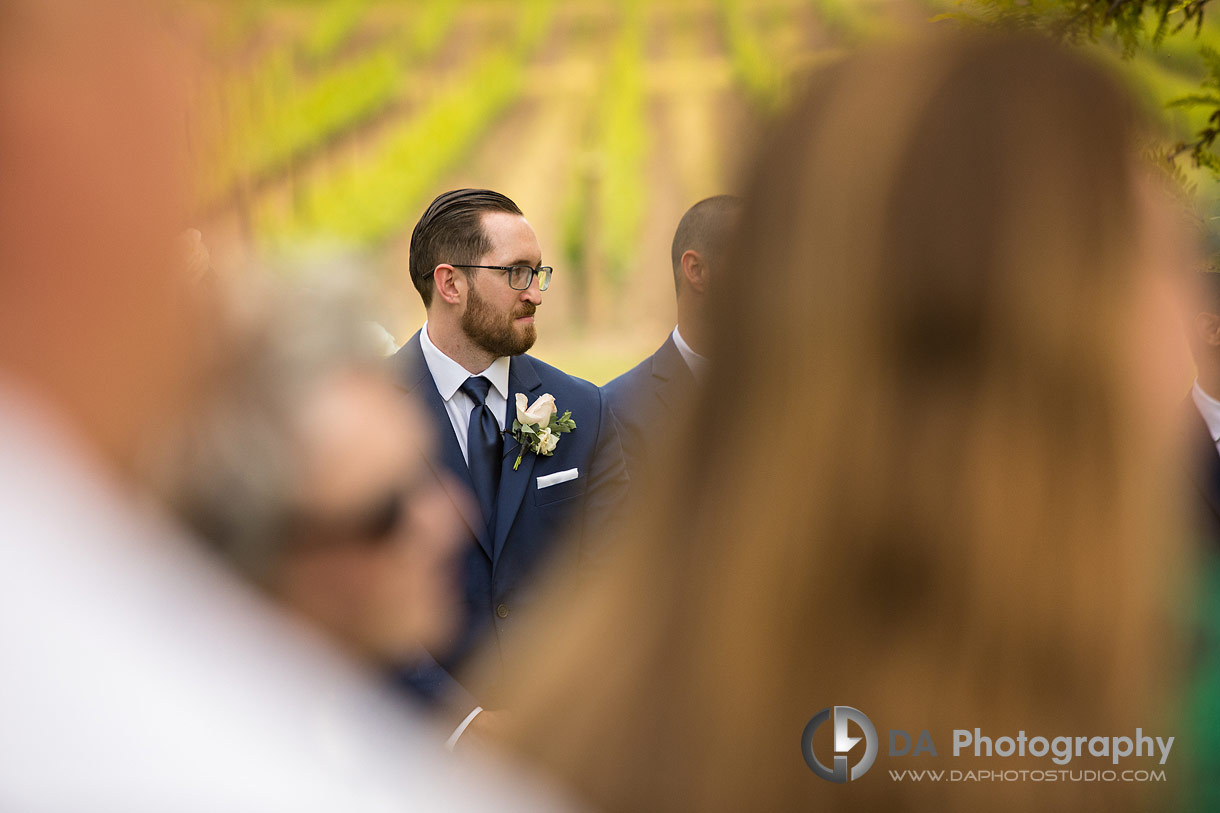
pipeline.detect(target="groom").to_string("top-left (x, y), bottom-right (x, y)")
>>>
top-left (391, 189), bottom-right (629, 743)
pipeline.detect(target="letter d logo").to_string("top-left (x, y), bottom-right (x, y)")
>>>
top-left (801, 706), bottom-right (879, 782)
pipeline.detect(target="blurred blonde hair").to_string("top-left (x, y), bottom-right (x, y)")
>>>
top-left (499, 33), bottom-right (1188, 812)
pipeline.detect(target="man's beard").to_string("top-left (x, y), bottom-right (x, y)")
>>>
top-left (461, 283), bottom-right (537, 358)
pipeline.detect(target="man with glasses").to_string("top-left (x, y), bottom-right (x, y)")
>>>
top-left (390, 189), bottom-right (629, 746)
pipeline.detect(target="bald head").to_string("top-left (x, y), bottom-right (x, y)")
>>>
top-left (670, 195), bottom-right (742, 294)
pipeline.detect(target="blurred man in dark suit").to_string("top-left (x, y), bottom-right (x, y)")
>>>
top-left (602, 195), bottom-right (740, 480)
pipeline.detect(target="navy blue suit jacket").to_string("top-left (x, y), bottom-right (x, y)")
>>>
top-left (391, 331), bottom-right (629, 721)
top-left (602, 333), bottom-right (697, 482)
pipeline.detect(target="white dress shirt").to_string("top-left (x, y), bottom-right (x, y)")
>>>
top-left (671, 326), bottom-right (709, 382)
top-left (1192, 380), bottom-right (1220, 457)
top-left (420, 321), bottom-right (511, 463)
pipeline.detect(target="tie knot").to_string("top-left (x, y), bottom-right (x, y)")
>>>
top-left (460, 375), bottom-right (493, 405)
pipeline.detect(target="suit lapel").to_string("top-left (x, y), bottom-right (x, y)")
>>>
top-left (492, 355), bottom-right (543, 564)
top-left (392, 333), bottom-right (491, 557)
top-left (652, 334), bottom-right (697, 419)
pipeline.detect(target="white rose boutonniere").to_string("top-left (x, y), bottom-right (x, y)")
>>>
top-left (509, 392), bottom-right (575, 470)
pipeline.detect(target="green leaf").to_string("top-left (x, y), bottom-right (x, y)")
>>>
top-left (1167, 93), bottom-right (1220, 109)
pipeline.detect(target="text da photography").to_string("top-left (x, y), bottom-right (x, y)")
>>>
top-left (802, 706), bottom-right (1175, 784)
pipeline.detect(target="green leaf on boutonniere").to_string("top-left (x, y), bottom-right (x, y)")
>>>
top-left (550, 410), bottom-right (576, 434)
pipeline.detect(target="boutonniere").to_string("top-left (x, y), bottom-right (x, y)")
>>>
top-left (509, 393), bottom-right (576, 471)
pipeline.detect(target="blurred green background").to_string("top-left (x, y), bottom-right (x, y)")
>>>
top-left (191, 0), bottom-right (1220, 383)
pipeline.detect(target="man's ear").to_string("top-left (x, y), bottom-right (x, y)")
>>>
top-left (681, 250), bottom-right (707, 295)
top-left (432, 264), bottom-right (464, 306)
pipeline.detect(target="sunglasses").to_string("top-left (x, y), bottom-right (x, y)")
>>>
top-left (284, 471), bottom-right (432, 551)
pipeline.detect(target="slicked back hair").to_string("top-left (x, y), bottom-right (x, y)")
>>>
top-left (409, 188), bottom-right (523, 307)
top-left (670, 195), bottom-right (743, 292)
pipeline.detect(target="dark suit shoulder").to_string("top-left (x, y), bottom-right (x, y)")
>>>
top-left (602, 335), bottom-right (689, 412)
top-left (602, 354), bottom-right (655, 406)
top-left (388, 330), bottom-right (425, 390)
top-left (597, 337), bottom-right (694, 485)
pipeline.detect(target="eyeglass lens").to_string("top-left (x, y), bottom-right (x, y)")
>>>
top-left (509, 265), bottom-right (552, 291)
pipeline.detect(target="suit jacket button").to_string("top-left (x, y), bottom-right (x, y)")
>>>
top-left (496, 604), bottom-right (509, 618)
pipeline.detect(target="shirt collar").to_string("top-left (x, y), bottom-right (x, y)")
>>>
top-left (1192, 379), bottom-right (1220, 443)
top-left (419, 321), bottom-right (510, 402)
top-left (671, 326), bottom-right (708, 380)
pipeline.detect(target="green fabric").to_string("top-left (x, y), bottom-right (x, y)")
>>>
top-left (1183, 548), bottom-right (1220, 811)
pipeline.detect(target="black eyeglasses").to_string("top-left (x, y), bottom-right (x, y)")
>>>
top-left (449, 264), bottom-right (553, 291)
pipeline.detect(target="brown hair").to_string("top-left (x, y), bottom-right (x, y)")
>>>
top-left (499, 34), bottom-right (1185, 812)
top-left (408, 188), bottom-right (522, 307)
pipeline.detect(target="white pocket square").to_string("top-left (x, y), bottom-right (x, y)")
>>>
top-left (537, 468), bottom-right (579, 489)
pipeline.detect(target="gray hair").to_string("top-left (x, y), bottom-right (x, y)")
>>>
top-left (155, 275), bottom-right (393, 585)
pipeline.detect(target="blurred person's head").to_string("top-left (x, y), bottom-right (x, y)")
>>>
top-left (0, 0), bottom-right (202, 472)
top-left (158, 285), bottom-right (465, 663)
top-left (500, 34), bottom-right (1189, 812)
top-left (409, 189), bottom-right (546, 371)
top-left (670, 195), bottom-right (741, 354)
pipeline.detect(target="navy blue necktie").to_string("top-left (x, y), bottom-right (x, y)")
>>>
top-left (460, 375), bottom-right (502, 535)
